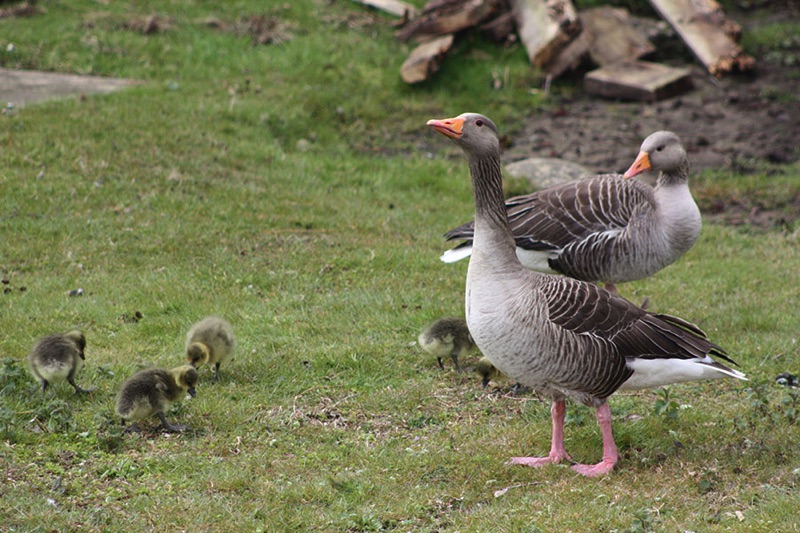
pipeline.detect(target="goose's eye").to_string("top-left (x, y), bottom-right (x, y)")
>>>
top-left (655, 146), bottom-right (664, 152)
top-left (475, 119), bottom-right (484, 127)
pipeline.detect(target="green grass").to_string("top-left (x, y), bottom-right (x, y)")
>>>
top-left (2, 1), bottom-right (800, 531)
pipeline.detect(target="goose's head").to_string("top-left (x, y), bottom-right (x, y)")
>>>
top-left (624, 131), bottom-right (686, 179)
top-left (64, 330), bottom-right (87, 360)
top-left (475, 356), bottom-right (503, 388)
top-left (427, 113), bottom-right (500, 158)
top-left (173, 365), bottom-right (199, 397)
top-left (187, 342), bottom-right (210, 368)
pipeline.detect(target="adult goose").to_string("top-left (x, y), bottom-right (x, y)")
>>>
top-left (440, 130), bottom-right (700, 293)
top-left (427, 113), bottom-right (746, 476)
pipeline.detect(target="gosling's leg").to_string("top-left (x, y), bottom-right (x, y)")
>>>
top-left (68, 377), bottom-right (94, 394)
top-left (157, 412), bottom-right (189, 433)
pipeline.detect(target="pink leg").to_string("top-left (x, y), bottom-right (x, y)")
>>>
top-left (509, 400), bottom-right (572, 467)
top-left (571, 403), bottom-right (620, 477)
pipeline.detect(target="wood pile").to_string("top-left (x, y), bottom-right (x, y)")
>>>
top-left (353, 0), bottom-right (755, 101)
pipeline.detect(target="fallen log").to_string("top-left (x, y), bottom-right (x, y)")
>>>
top-left (510, 0), bottom-right (582, 69)
top-left (584, 60), bottom-right (692, 101)
top-left (647, 0), bottom-right (754, 76)
top-left (395, 0), bottom-right (494, 43)
top-left (400, 34), bottom-right (455, 83)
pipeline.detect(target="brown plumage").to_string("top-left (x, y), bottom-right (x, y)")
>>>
top-left (27, 330), bottom-right (92, 394)
top-left (427, 113), bottom-right (746, 476)
top-left (441, 131), bottom-right (700, 293)
top-left (115, 365), bottom-right (198, 433)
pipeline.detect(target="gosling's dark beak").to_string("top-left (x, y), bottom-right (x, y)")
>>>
top-left (481, 376), bottom-right (490, 388)
top-left (188, 387), bottom-right (197, 398)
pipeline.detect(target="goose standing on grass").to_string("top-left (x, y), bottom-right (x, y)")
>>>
top-left (27, 330), bottom-right (93, 394)
top-left (418, 317), bottom-right (475, 370)
top-left (116, 365), bottom-right (199, 433)
top-left (427, 113), bottom-right (746, 476)
top-left (441, 130), bottom-right (700, 293)
top-left (185, 316), bottom-right (235, 381)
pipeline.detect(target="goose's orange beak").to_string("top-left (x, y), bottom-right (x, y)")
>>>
top-left (427, 117), bottom-right (464, 139)
top-left (623, 151), bottom-right (651, 178)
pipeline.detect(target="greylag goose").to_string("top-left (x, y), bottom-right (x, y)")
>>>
top-left (116, 365), bottom-right (198, 433)
top-left (427, 113), bottom-right (746, 476)
top-left (441, 130), bottom-right (700, 293)
top-left (418, 317), bottom-right (474, 370)
top-left (185, 316), bottom-right (235, 381)
top-left (27, 330), bottom-right (93, 394)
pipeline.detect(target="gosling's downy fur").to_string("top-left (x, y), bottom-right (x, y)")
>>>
top-left (27, 330), bottom-right (92, 394)
top-left (116, 365), bottom-right (199, 433)
top-left (475, 356), bottom-right (505, 388)
top-left (418, 317), bottom-right (474, 370)
top-left (185, 316), bottom-right (235, 381)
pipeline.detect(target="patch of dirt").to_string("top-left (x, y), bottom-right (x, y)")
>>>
top-left (500, 4), bottom-right (800, 229)
top-left (504, 65), bottom-right (800, 174)
top-left (0, 2), bottom-right (39, 19)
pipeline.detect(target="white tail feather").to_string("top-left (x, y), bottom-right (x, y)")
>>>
top-left (440, 246), bottom-right (473, 263)
top-left (620, 357), bottom-right (747, 390)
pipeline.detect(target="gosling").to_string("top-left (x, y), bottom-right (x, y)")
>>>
top-left (185, 316), bottom-right (235, 381)
top-left (475, 356), bottom-right (505, 388)
top-left (115, 365), bottom-right (198, 433)
top-left (27, 330), bottom-right (93, 394)
top-left (418, 317), bottom-right (474, 370)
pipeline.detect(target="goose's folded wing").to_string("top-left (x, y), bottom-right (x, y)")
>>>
top-left (446, 175), bottom-right (654, 251)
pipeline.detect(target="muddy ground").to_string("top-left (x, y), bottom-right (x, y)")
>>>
top-left (504, 64), bottom-right (800, 174)
top-left (503, 5), bottom-right (800, 175)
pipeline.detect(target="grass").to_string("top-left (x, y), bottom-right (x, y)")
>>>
top-left (2, 0), bottom-right (800, 531)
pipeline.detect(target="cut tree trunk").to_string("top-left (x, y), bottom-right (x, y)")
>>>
top-left (395, 0), bottom-right (494, 43)
top-left (510, 0), bottom-right (582, 69)
top-left (400, 34), bottom-right (455, 83)
top-left (584, 60), bottom-right (692, 101)
top-left (647, 0), bottom-right (754, 76)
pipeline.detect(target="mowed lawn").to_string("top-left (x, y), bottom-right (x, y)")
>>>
top-left (1, 1), bottom-right (799, 531)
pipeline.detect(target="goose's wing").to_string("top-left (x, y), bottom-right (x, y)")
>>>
top-left (446, 175), bottom-right (655, 252)
top-left (541, 277), bottom-right (734, 364)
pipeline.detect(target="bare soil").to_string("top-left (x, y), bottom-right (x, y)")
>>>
top-left (505, 64), bottom-right (800, 173)
top-left (501, 3), bottom-right (800, 230)
top-left (504, 7), bottom-right (800, 174)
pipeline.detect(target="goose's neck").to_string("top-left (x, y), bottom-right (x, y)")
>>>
top-left (656, 158), bottom-right (690, 187)
top-left (469, 153), bottom-right (519, 265)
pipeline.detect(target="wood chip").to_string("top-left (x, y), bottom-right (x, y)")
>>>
top-left (647, 0), bottom-right (754, 76)
top-left (352, 0), bottom-right (419, 19)
top-left (395, 0), bottom-right (494, 43)
top-left (400, 34), bottom-right (455, 83)
top-left (510, 0), bottom-right (582, 69)
top-left (582, 7), bottom-right (655, 66)
top-left (584, 60), bottom-right (693, 101)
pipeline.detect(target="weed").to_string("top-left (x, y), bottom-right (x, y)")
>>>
top-left (653, 388), bottom-right (680, 419)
